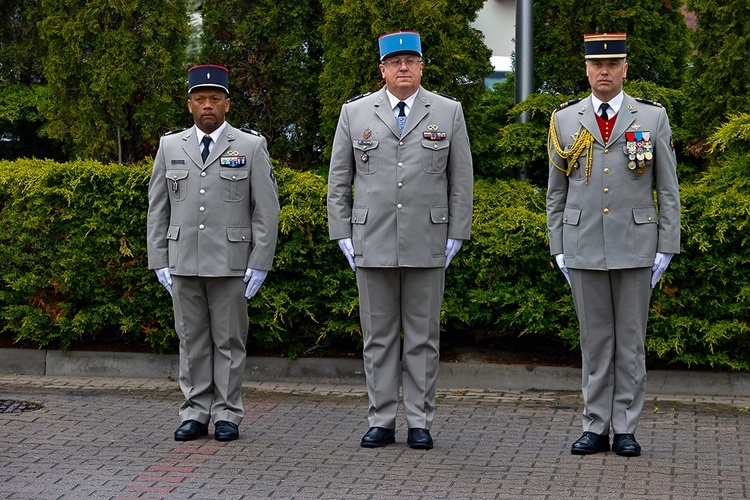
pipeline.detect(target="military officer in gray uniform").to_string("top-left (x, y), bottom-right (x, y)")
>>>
top-left (547, 33), bottom-right (680, 456)
top-left (327, 31), bottom-right (474, 450)
top-left (147, 65), bottom-right (280, 442)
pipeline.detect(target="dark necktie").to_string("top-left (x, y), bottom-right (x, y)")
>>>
top-left (396, 101), bottom-right (407, 134)
top-left (599, 102), bottom-right (611, 121)
top-left (201, 135), bottom-right (212, 163)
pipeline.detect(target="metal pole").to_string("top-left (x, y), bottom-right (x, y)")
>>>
top-left (515, 0), bottom-right (534, 179)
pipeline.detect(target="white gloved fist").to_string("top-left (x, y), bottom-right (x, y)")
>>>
top-left (337, 238), bottom-right (355, 271)
top-left (444, 238), bottom-right (463, 268)
top-left (651, 252), bottom-right (673, 289)
top-left (244, 268), bottom-right (268, 299)
top-left (155, 267), bottom-right (173, 296)
top-left (554, 254), bottom-right (571, 286)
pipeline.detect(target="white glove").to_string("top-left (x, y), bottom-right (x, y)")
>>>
top-left (651, 252), bottom-right (673, 288)
top-left (337, 238), bottom-right (356, 271)
top-left (243, 268), bottom-right (268, 299)
top-left (155, 267), bottom-right (173, 296)
top-left (444, 238), bottom-right (463, 268)
top-left (554, 254), bottom-right (571, 286)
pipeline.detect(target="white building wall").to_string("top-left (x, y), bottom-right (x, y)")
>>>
top-left (472, 0), bottom-right (516, 74)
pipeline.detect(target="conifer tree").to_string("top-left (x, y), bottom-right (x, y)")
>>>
top-left (200, 0), bottom-right (324, 168)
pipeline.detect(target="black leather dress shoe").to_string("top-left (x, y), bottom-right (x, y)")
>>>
top-left (174, 420), bottom-right (208, 441)
top-left (214, 421), bottom-right (239, 441)
top-left (360, 427), bottom-right (395, 448)
top-left (613, 433), bottom-right (641, 456)
top-left (407, 428), bottom-right (433, 450)
top-left (571, 431), bottom-right (610, 455)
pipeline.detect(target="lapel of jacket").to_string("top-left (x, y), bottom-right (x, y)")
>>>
top-left (208, 124), bottom-right (235, 167)
top-left (373, 88), bottom-right (400, 138)
top-left (578, 96), bottom-right (604, 146)
top-left (402, 87), bottom-right (429, 138)
top-left (181, 127), bottom-right (203, 168)
top-left (609, 93), bottom-right (637, 144)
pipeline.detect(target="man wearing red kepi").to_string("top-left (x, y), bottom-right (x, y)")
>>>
top-left (546, 33), bottom-right (681, 457)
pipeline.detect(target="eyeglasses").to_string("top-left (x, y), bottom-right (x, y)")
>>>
top-left (381, 57), bottom-right (422, 69)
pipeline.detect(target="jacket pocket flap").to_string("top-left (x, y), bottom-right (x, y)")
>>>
top-left (226, 226), bottom-right (252, 242)
top-left (351, 207), bottom-right (369, 224)
top-left (430, 206), bottom-right (450, 224)
top-left (353, 140), bottom-right (379, 152)
top-left (166, 225), bottom-right (180, 240)
top-left (165, 169), bottom-right (189, 181)
top-left (219, 170), bottom-right (249, 181)
top-left (633, 207), bottom-right (658, 224)
top-left (421, 140), bottom-right (450, 151)
top-left (563, 208), bottom-right (581, 225)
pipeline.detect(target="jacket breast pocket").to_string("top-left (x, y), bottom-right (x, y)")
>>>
top-left (561, 207), bottom-right (581, 258)
top-left (219, 169), bottom-right (249, 202)
top-left (165, 169), bottom-right (189, 202)
top-left (421, 140), bottom-right (450, 174)
top-left (353, 140), bottom-right (379, 174)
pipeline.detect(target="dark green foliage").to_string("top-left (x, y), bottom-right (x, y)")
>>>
top-left (649, 154), bottom-right (750, 371)
top-left (684, 0), bottom-right (750, 151)
top-left (28, 0), bottom-right (190, 163)
top-left (1, 158), bottom-right (748, 371)
top-left (200, 0), bottom-right (325, 169)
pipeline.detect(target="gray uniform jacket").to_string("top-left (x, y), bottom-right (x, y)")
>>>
top-left (327, 86), bottom-right (473, 268)
top-left (547, 93), bottom-right (680, 269)
top-left (147, 123), bottom-right (280, 276)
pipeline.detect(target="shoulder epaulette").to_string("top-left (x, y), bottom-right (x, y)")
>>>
top-left (635, 97), bottom-right (663, 108)
top-left (240, 127), bottom-right (261, 136)
top-left (434, 91), bottom-right (458, 101)
top-left (163, 128), bottom-right (186, 136)
top-left (345, 92), bottom-right (372, 104)
top-left (557, 98), bottom-right (581, 111)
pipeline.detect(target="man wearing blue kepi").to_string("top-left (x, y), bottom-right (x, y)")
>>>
top-left (327, 31), bottom-right (474, 450)
top-left (547, 33), bottom-right (681, 456)
top-left (148, 65), bottom-right (280, 442)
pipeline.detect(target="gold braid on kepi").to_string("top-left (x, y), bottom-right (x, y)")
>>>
top-left (548, 110), bottom-right (595, 184)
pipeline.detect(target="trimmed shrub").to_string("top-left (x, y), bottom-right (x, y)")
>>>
top-left (0, 158), bottom-right (748, 371)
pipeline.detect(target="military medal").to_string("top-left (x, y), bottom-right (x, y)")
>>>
top-left (423, 124), bottom-right (447, 141)
top-left (171, 180), bottom-right (178, 193)
top-left (363, 128), bottom-right (371, 139)
top-left (625, 132), bottom-right (637, 169)
top-left (361, 152), bottom-right (369, 163)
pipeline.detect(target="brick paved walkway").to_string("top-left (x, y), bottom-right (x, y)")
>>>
top-left (0, 375), bottom-right (748, 499)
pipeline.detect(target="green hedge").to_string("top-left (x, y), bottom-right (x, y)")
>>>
top-left (1, 159), bottom-right (748, 370)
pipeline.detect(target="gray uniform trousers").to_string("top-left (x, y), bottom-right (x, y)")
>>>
top-left (356, 267), bottom-right (445, 430)
top-left (172, 275), bottom-right (248, 426)
top-left (569, 267), bottom-right (652, 435)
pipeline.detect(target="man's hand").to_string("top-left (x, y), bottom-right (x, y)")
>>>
top-left (444, 238), bottom-right (463, 268)
top-left (155, 267), bottom-right (173, 296)
top-left (651, 252), bottom-right (674, 288)
top-left (244, 268), bottom-right (268, 299)
top-left (554, 254), bottom-right (571, 286)
top-left (337, 238), bottom-right (355, 271)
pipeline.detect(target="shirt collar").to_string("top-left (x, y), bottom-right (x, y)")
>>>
top-left (385, 88), bottom-right (419, 115)
top-left (195, 121), bottom-right (227, 146)
top-left (591, 91), bottom-right (624, 116)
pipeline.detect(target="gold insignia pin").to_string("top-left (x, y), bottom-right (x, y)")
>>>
top-left (227, 150), bottom-right (239, 156)
top-left (363, 128), bottom-right (371, 139)
top-left (427, 124), bottom-right (439, 131)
